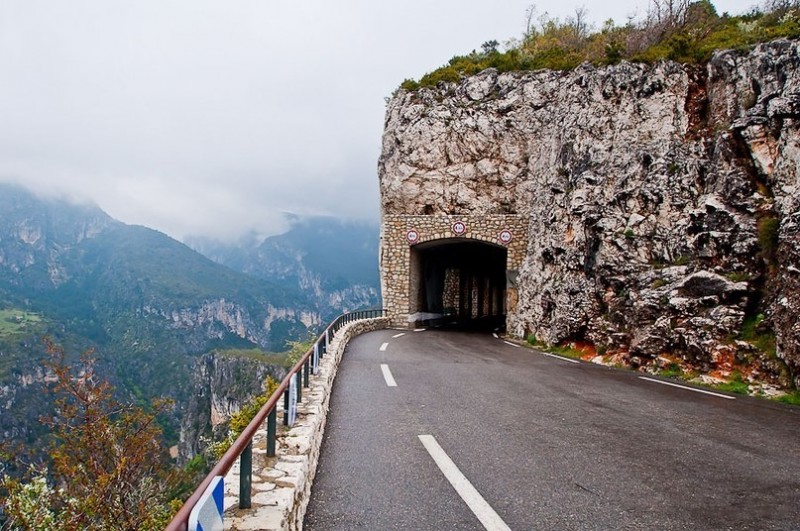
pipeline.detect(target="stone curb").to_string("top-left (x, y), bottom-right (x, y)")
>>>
top-left (224, 317), bottom-right (390, 530)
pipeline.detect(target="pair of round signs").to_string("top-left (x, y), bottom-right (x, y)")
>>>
top-left (405, 224), bottom-right (513, 245)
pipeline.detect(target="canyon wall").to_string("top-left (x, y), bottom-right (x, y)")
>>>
top-left (178, 351), bottom-right (287, 462)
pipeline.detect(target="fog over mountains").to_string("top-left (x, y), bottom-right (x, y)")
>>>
top-left (0, 183), bottom-right (379, 448)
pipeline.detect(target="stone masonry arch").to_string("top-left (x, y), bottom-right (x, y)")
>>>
top-left (380, 214), bottom-right (527, 328)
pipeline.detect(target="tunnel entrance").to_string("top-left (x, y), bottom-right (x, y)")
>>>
top-left (409, 239), bottom-right (507, 331)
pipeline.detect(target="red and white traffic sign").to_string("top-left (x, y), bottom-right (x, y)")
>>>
top-left (406, 229), bottom-right (420, 244)
top-left (498, 229), bottom-right (513, 244)
top-left (452, 221), bottom-right (467, 236)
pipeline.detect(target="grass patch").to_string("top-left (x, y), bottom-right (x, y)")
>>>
top-left (550, 345), bottom-right (586, 359)
top-left (526, 334), bottom-right (586, 359)
top-left (659, 363), bottom-right (688, 379)
top-left (739, 313), bottom-right (777, 358)
top-left (0, 309), bottom-right (43, 338)
top-left (651, 278), bottom-right (669, 289)
top-left (726, 271), bottom-right (751, 282)
top-left (758, 215), bottom-right (780, 269)
top-left (709, 372), bottom-right (750, 395)
top-left (672, 254), bottom-right (692, 266)
top-left (775, 391), bottom-right (800, 406)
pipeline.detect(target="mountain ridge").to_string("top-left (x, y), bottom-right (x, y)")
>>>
top-left (0, 183), bottom-right (319, 448)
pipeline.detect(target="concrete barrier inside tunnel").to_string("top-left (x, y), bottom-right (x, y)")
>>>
top-left (410, 239), bottom-right (507, 330)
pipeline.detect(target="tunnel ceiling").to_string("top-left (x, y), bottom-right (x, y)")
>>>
top-left (415, 239), bottom-right (506, 272)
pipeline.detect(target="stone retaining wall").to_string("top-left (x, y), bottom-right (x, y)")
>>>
top-left (224, 317), bottom-right (390, 530)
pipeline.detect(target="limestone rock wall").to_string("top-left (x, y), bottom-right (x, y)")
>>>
top-left (379, 39), bottom-right (800, 385)
top-left (178, 352), bottom-right (287, 463)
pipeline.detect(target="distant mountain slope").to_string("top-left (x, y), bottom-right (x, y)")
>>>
top-left (0, 183), bottom-right (316, 446)
top-left (187, 216), bottom-right (381, 321)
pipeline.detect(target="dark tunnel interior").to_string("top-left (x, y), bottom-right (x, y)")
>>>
top-left (409, 239), bottom-right (507, 331)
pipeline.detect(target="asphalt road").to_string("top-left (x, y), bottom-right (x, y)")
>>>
top-left (304, 329), bottom-right (800, 530)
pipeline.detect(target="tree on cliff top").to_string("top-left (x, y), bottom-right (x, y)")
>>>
top-left (0, 340), bottom-right (180, 530)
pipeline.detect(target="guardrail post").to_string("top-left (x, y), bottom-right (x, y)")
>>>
top-left (303, 358), bottom-right (310, 387)
top-left (297, 370), bottom-right (303, 402)
top-left (267, 407), bottom-right (277, 457)
top-left (283, 387), bottom-right (290, 426)
top-left (240, 441), bottom-right (252, 509)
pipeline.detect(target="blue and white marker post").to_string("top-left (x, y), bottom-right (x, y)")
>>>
top-left (287, 373), bottom-right (298, 426)
top-left (312, 342), bottom-right (320, 375)
top-left (188, 475), bottom-right (224, 531)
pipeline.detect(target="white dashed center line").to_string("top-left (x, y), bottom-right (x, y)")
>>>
top-left (418, 435), bottom-right (511, 531)
top-left (379, 342), bottom-right (389, 351)
top-left (639, 376), bottom-right (735, 399)
top-left (492, 333), bottom-right (499, 339)
top-left (392, 333), bottom-right (406, 338)
top-left (414, 328), bottom-right (426, 332)
top-left (380, 364), bottom-right (397, 387)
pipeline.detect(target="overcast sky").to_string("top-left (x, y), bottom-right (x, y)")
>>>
top-left (0, 0), bottom-right (758, 243)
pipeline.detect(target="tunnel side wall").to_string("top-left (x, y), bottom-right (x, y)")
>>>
top-left (380, 214), bottom-right (527, 331)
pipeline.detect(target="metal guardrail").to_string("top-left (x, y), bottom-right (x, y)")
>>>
top-left (165, 309), bottom-right (387, 531)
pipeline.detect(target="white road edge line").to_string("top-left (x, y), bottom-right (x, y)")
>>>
top-left (392, 333), bottom-right (406, 338)
top-left (639, 376), bottom-right (735, 400)
top-left (543, 352), bottom-right (579, 364)
top-left (380, 342), bottom-right (389, 351)
top-left (380, 364), bottom-right (397, 387)
top-left (492, 333), bottom-right (499, 339)
top-left (502, 340), bottom-right (520, 349)
top-left (418, 435), bottom-right (512, 531)
top-left (414, 328), bottom-right (426, 332)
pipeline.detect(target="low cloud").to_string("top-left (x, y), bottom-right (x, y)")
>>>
top-left (0, 0), bottom-right (754, 241)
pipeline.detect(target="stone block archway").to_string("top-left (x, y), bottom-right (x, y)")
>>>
top-left (380, 214), bottom-right (527, 329)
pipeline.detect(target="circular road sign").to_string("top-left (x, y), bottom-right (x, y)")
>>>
top-left (499, 229), bottom-right (513, 245)
top-left (452, 221), bottom-right (467, 236)
top-left (406, 229), bottom-right (420, 244)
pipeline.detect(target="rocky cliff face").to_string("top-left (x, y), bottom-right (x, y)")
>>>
top-left (380, 39), bottom-right (800, 386)
top-left (178, 351), bottom-right (287, 462)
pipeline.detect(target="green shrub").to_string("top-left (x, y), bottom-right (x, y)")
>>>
top-left (1, 342), bottom-right (178, 529)
top-left (399, 78), bottom-right (420, 91)
top-left (758, 216), bottom-right (780, 267)
top-left (398, 3), bottom-right (800, 91)
top-left (207, 376), bottom-right (280, 460)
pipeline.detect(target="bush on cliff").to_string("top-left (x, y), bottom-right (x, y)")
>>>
top-left (400, 0), bottom-right (800, 90)
top-left (0, 341), bottom-right (181, 530)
